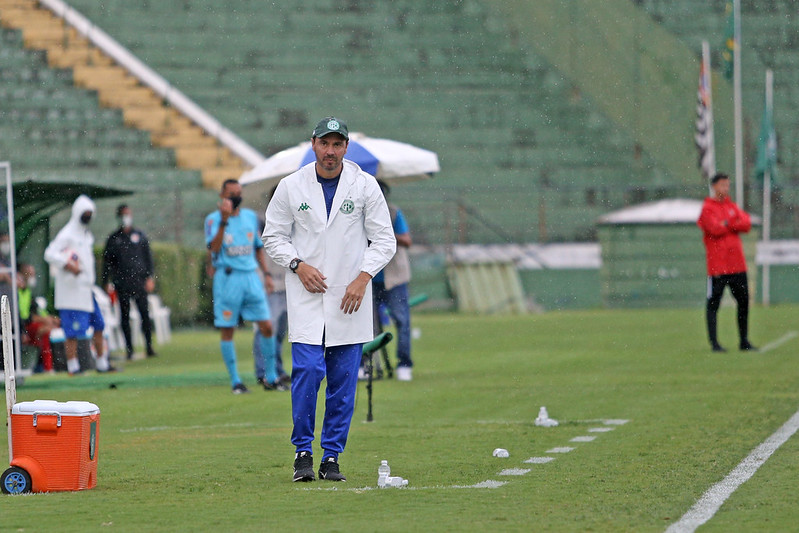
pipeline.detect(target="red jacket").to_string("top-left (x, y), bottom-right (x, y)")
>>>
top-left (697, 196), bottom-right (751, 276)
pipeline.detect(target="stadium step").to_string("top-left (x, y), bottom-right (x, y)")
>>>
top-left (0, 0), bottom-right (252, 191)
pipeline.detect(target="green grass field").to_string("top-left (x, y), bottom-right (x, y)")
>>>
top-left (1, 305), bottom-right (798, 532)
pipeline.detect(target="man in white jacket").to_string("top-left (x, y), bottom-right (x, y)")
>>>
top-left (44, 195), bottom-right (112, 374)
top-left (263, 117), bottom-right (396, 482)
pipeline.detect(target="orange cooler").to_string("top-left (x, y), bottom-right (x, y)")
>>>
top-left (10, 400), bottom-right (100, 492)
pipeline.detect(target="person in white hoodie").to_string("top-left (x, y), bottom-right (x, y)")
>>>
top-left (44, 195), bottom-right (113, 374)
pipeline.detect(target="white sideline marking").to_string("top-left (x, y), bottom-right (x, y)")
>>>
top-left (459, 480), bottom-right (507, 489)
top-left (603, 419), bottom-right (630, 425)
top-left (665, 407), bottom-right (799, 533)
top-left (498, 468), bottom-right (530, 476)
top-left (303, 480), bottom-right (508, 491)
top-left (120, 422), bottom-right (258, 433)
top-left (524, 457), bottom-right (554, 464)
top-left (570, 436), bottom-right (596, 443)
top-left (546, 447), bottom-right (574, 454)
top-left (760, 331), bottom-right (798, 353)
top-left (589, 427), bottom-right (614, 433)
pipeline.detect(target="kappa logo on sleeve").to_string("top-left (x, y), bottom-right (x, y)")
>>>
top-left (298, 203), bottom-right (311, 211)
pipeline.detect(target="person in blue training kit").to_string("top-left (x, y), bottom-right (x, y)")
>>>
top-left (263, 116), bottom-right (396, 482)
top-left (372, 179), bottom-right (414, 381)
top-left (205, 179), bottom-right (285, 394)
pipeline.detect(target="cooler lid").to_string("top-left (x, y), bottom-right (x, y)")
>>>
top-left (12, 400), bottom-right (100, 416)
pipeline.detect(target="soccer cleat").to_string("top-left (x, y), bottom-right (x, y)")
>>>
top-left (396, 366), bottom-right (413, 381)
top-left (318, 457), bottom-right (346, 481)
top-left (739, 341), bottom-right (758, 351)
top-left (711, 344), bottom-right (727, 353)
top-left (232, 383), bottom-right (250, 394)
top-left (293, 451), bottom-right (315, 482)
top-left (264, 380), bottom-right (289, 392)
top-left (278, 373), bottom-right (292, 385)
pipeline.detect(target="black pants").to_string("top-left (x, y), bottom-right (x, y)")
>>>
top-left (706, 272), bottom-right (749, 348)
top-left (118, 286), bottom-right (153, 355)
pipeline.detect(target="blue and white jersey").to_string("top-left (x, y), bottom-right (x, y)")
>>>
top-left (205, 208), bottom-right (262, 271)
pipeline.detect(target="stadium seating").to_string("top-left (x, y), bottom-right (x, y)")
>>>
top-left (1, 0), bottom-right (796, 245)
top-left (50, 0), bottom-right (664, 244)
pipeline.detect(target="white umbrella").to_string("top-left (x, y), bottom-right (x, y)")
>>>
top-left (239, 132), bottom-right (439, 209)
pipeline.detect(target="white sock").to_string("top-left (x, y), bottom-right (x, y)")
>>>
top-left (67, 357), bottom-right (80, 374)
top-left (94, 353), bottom-right (109, 372)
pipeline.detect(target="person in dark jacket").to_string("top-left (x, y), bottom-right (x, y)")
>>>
top-left (102, 204), bottom-right (157, 359)
top-left (697, 173), bottom-right (757, 353)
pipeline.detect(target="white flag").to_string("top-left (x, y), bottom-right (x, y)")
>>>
top-left (695, 48), bottom-right (716, 180)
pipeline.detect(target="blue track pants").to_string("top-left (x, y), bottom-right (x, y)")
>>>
top-left (290, 342), bottom-right (362, 460)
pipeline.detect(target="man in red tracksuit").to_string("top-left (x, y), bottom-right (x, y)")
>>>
top-left (697, 173), bottom-right (757, 352)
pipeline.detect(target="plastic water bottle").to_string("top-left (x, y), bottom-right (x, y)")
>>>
top-left (378, 460), bottom-right (390, 488)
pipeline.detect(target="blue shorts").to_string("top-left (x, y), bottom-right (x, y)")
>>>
top-left (213, 269), bottom-right (271, 328)
top-left (59, 296), bottom-right (105, 339)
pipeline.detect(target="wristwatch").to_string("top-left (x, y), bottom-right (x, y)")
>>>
top-left (289, 258), bottom-right (303, 273)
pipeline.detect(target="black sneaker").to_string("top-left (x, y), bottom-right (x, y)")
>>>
top-left (232, 383), bottom-right (250, 394)
top-left (318, 457), bottom-right (346, 482)
top-left (293, 451), bottom-right (315, 482)
top-left (740, 341), bottom-right (758, 351)
top-left (258, 377), bottom-right (289, 391)
top-left (711, 344), bottom-right (727, 353)
top-left (278, 373), bottom-right (292, 385)
top-left (265, 381), bottom-right (289, 392)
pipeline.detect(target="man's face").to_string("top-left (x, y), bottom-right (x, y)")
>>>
top-left (312, 134), bottom-right (348, 176)
top-left (713, 178), bottom-right (730, 199)
top-left (222, 182), bottom-right (243, 200)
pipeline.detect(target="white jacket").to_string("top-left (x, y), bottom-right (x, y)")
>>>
top-left (263, 160), bottom-right (396, 346)
top-left (43, 195), bottom-right (97, 312)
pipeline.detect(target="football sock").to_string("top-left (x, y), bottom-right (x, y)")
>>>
top-left (259, 334), bottom-right (278, 384)
top-left (94, 353), bottom-right (110, 372)
top-left (220, 340), bottom-right (241, 386)
top-left (67, 357), bottom-right (80, 374)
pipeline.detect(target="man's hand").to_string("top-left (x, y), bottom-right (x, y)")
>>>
top-left (340, 272), bottom-right (372, 315)
top-left (218, 198), bottom-right (233, 220)
top-left (64, 258), bottom-right (81, 275)
top-left (145, 277), bottom-right (155, 293)
top-left (297, 262), bottom-right (328, 294)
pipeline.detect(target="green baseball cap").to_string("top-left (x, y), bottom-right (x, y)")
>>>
top-left (312, 116), bottom-right (349, 140)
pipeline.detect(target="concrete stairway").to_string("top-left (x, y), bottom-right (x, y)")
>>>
top-left (0, 0), bottom-right (246, 189)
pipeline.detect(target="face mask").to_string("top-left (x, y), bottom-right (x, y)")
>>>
top-left (26, 277), bottom-right (36, 289)
top-left (80, 213), bottom-right (92, 225)
top-left (229, 195), bottom-right (243, 210)
top-left (0, 242), bottom-right (9, 256)
top-left (121, 214), bottom-right (133, 228)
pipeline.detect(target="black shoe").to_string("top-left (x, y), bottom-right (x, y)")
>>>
top-left (146, 350), bottom-right (158, 357)
top-left (278, 373), bottom-right (292, 385)
top-left (740, 341), bottom-right (758, 351)
top-left (232, 383), bottom-right (250, 394)
top-left (293, 451), bottom-right (315, 482)
top-left (126, 350), bottom-right (134, 361)
top-left (711, 344), bottom-right (727, 353)
top-left (264, 380), bottom-right (289, 392)
top-left (318, 457), bottom-right (346, 481)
